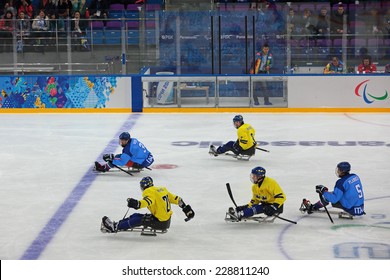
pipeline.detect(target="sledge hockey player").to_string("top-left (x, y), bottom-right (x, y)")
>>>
top-left (209, 115), bottom-right (257, 158)
top-left (300, 162), bottom-right (365, 217)
top-left (227, 166), bottom-right (286, 221)
top-left (101, 176), bottom-right (195, 234)
top-left (94, 132), bottom-right (154, 173)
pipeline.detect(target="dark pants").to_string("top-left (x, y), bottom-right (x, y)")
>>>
top-left (254, 71), bottom-right (270, 104)
top-left (117, 213), bottom-right (171, 231)
top-left (242, 204), bottom-right (284, 218)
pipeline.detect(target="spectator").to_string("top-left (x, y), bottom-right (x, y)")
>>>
top-left (300, 8), bottom-right (317, 37)
top-left (365, 7), bottom-right (382, 35)
top-left (17, 0), bottom-right (33, 18)
top-left (32, 9), bottom-right (49, 51)
top-left (250, 42), bottom-right (273, 106)
top-left (71, 10), bottom-right (88, 51)
top-left (357, 55), bottom-right (377, 74)
top-left (39, 0), bottom-right (57, 19)
top-left (316, 6), bottom-right (330, 39)
top-left (3, 0), bottom-right (17, 16)
top-left (323, 56), bottom-right (344, 74)
top-left (16, 10), bottom-right (31, 52)
top-left (385, 64), bottom-right (390, 74)
top-left (88, 0), bottom-right (109, 20)
top-left (0, 10), bottom-right (14, 51)
top-left (57, 0), bottom-right (72, 31)
top-left (71, 0), bottom-right (89, 19)
top-left (286, 8), bottom-right (301, 36)
top-left (331, 2), bottom-right (348, 36)
top-left (16, 9), bottom-right (30, 36)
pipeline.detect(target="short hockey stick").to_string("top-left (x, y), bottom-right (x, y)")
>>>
top-left (226, 183), bottom-right (238, 208)
top-left (123, 207), bottom-right (130, 219)
top-left (256, 147), bottom-right (270, 153)
top-left (226, 183), bottom-right (297, 224)
top-left (112, 163), bottom-right (134, 176)
top-left (272, 213), bottom-right (297, 224)
top-left (319, 193), bottom-right (334, 224)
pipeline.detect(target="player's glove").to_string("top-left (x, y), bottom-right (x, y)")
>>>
top-left (127, 198), bottom-right (140, 209)
top-left (315, 185), bottom-right (328, 194)
top-left (103, 154), bottom-right (114, 162)
top-left (182, 205), bottom-right (195, 222)
top-left (264, 204), bottom-right (279, 216)
top-left (235, 204), bottom-right (248, 212)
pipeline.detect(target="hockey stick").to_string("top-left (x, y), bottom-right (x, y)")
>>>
top-left (123, 207), bottom-right (130, 219)
top-left (226, 183), bottom-right (238, 208)
top-left (319, 193), bottom-right (334, 224)
top-left (112, 163), bottom-right (134, 176)
top-left (226, 183), bottom-right (297, 224)
top-left (256, 147), bottom-right (270, 153)
top-left (272, 213), bottom-right (297, 224)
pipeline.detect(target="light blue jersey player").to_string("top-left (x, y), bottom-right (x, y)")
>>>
top-left (94, 132), bottom-right (154, 172)
top-left (303, 162), bottom-right (365, 216)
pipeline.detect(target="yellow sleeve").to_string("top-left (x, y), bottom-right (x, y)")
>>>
top-left (323, 63), bottom-right (331, 74)
top-left (167, 191), bottom-right (181, 206)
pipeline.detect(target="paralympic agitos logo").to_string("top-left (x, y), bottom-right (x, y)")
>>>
top-left (355, 79), bottom-right (388, 104)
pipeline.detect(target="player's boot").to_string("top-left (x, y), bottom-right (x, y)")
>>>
top-left (227, 207), bottom-right (241, 221)
top-left (101, 216), bottom-right (117, 233)
top-left (95, 162), bottom-right (109, 173)
top-left (300, 199), bottom-right (315, 214)
top-left (209, 145), bottom-right (219, 157)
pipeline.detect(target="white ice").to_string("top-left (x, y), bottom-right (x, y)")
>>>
top-left (1, 113), bottom-right (390, 260)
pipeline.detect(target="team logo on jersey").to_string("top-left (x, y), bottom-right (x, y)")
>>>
top-left (355, 79), bottom-right (388, 104)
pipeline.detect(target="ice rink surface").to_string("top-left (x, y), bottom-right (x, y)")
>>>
top-left (1, 112), bottom-right (390, 261)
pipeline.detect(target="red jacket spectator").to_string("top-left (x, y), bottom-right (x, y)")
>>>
top-left (357, 56), bottom-right (377, 74)
top-left (17, 0), bottom-right (33, 18)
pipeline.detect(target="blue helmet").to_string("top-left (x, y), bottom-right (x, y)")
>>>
top-left (337, 162), bottom-right (351, 173)
top-left (140, 176), bottom-right (153, 190)
top-left (233, 115), bottom-right (244, 123)
top-left (251, 166), bottom-right (266, 177)
top-left (119, 132), bottom-right (131, 141)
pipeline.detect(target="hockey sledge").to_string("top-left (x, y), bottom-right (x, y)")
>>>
top-left (92, 165), bottom-right (143, 175)
top-left (224, 208), bottom-right (278, 223)
top-left (224, 152), bottom-right (252, 161)
top-left (208, 146), bottom-right (252, 161)
top-left (100, 221), bottom-right (167, 236)
top-left (125, 226), bottom-right (168, 236)
top-left (299, 200), bottom-right (354, 219)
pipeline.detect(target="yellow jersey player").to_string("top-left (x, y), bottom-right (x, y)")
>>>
top-left (101, 177), bottom-right (195, 233)
top-left (209, 115), bottom-right (257, 157)
top-left (230, 166), bottom-right (286, 220)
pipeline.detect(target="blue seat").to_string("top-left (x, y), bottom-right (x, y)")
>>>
top-left (125, 11), bottom-right (139, 20)
top-left (146, 30), bottom-right (156, 44)
top-left (127, 30), bottom-right (139, 45)
top-left (87, 29), bottom-right (104, 45)
top-left (317, 38), bottom-right (331, 58)
top-left (105, 30), bottom-right (121, 45)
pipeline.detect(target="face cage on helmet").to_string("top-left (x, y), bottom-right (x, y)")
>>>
top-left (250, 173), bottom-right (264, 184)
top-left (335, 167), bottom-right (346, 178)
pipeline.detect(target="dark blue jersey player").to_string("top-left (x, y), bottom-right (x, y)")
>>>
top-left (302, 162), bottom-right (365, 216)
top-left (95, 132), bottom-right (154, 172)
